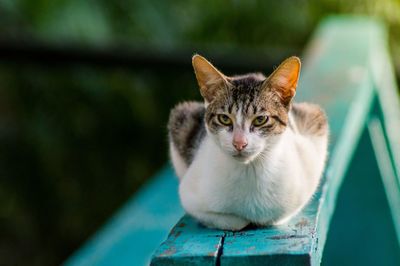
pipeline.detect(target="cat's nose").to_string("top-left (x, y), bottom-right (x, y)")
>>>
top-left (233, 139), bottom-right (248, 151)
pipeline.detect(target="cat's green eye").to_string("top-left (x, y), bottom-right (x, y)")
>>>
top-left (218, 114), bottom-right (232, 126)
top-left (253, 116), bottom-right (269, 126)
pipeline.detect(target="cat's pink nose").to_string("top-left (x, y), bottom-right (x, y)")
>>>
top-left (233, 139), bottom-right (248, 151)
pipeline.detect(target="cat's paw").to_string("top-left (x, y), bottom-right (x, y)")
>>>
top-left (195, 212), bottom-right (250, 231)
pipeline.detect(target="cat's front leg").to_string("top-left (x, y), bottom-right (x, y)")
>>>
top-left (192, 211), bottom-right (250, 231)
top-left (179, 167), bottom-right (249, 231)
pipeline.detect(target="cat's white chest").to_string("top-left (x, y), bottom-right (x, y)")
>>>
top-left (179, 135), bottom-right (300, 224)
top-left (216, 164), bottom-right (280, 220)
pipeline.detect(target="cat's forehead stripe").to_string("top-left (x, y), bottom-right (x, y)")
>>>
top-left (244, 100), bottom-right (253, 115)
top-left (253, 105), bottom-right (258, 114)
top-left (228, 103), bottom-right (234, 114)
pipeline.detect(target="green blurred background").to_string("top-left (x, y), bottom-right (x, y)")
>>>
top-left (0, 1), bottom-right (399, 265)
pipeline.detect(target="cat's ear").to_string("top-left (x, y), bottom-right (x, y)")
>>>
top-left (263, 56), bottom-right (301, 106)
top-left (192, 55), bottom-right (228, 103)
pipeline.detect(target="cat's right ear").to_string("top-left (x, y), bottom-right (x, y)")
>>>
top-left (192, 55), bottom-right (228, 103)
top-left (263, 56), bottom-right (301, 106)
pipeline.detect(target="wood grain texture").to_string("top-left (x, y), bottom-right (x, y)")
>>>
top-left (151, 215), bottom-right (225, 266)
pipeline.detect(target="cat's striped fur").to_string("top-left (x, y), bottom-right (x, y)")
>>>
top-left (169, 73), bottom-right (327, 175)
top-left (168, 55), bottom-right (328, 230)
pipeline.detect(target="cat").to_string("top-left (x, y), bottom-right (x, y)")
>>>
top-left (168, 55), bottom-right (328, 231)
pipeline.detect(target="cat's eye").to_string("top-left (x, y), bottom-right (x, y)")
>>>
top-left (253, 116), bottom-right (269, 126)
top-left (217, 114), bottom-right (232, 126)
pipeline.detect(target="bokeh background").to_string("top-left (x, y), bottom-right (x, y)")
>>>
top-left (1, 1), bottom-right (399, 265)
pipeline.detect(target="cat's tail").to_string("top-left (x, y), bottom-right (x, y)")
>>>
top-left (168, 101), bottom-right (206, 180)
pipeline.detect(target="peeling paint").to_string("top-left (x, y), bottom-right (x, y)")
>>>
top-left (296, 218), bottom-right (309, 228)
top-left (269, 234), bottom-right (308, 240)
top-left (177, 222), bottom-right (186, 228)
top-left (159, 246), bottom-right (176, 257)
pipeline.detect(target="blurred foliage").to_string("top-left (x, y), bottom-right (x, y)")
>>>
top-left (0, 0), bottom-right (399, 265)
top-left (0, 64), bottom-right (197, 265)
top-left (0, 0), bottom-right (312, 48)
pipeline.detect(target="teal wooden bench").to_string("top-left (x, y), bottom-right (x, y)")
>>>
top-left (63, 168), bottom-right (184, 266)
top-left (64, 16), bottom-right (400, 266)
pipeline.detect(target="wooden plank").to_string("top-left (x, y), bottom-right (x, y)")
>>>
top-left (309, 20), bottom-right (400, 264)
top-left (221, 206), bottom-right (316, 266)
top-left (368, 117), bottom-right (400, 243)
top-left (64, 166), bottom-right (183, 266)
top-left (322, 125), bottom-right (400, 265)
top-left (150, 215), bottom-right (225, 266)
top-left (369, 27), bottom-right (400, 243)
top-left (151, 16), bottom-right (384, 266)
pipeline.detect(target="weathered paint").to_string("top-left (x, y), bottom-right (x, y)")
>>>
top-left (322, 120), bottom-right (400, 265)
top-left (63, 167), bottom-right (184, 266)
top-left (150, 215), bottom-right (225, 266)
top-left (151, 17), bottom-right (400, 266)
top-left (221, 207), bottom-right (316, 266)
top-left (369, 116), bottom-right (400, 243)
top-left (369, 29), bottom-right (400, 243)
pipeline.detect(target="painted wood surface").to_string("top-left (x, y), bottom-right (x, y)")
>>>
top-left (322, 117), bottom-right (400, 265)
top-left (151, 17), bottom-right (387, 266)
top-left (64, 167), bottom-right (184, 266)
top-left (369, 29), bottom-right (400, 242)
top-left (150, 215), bottom-right (225, 266)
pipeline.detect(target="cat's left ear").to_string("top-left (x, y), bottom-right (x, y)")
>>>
top-left (263, 56), bottom-right (301, 106)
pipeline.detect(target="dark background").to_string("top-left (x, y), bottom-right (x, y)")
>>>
top-left (0, 1), bottom-right (399, 265)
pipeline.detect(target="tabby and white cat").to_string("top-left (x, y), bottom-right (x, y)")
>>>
top-left (168, 55), bottom-right (328, 231)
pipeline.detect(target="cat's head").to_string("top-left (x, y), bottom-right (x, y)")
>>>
top-left (192, 55), bottom-right (301, 164)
